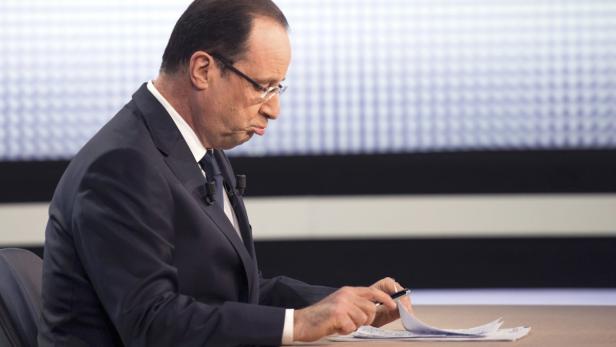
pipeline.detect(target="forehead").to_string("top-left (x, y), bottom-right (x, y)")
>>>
top-left (236, 16), bottom-right (291, 81)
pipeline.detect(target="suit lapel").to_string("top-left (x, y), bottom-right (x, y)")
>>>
top-left (131, 84), bottom-right (257, 298)
top-left (214, 150), bottom-right (256, 257)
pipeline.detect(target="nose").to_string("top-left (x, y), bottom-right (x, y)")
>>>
top-left (259, 94), bottom-right (280, 120)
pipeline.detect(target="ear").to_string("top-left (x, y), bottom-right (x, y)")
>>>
top-left (188, 51), bottom-right (214, 90)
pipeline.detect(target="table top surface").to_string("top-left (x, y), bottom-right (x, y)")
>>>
top-left (294, 305), bottom-right (616, 347)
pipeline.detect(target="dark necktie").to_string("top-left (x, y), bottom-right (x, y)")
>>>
top-left (199, 150), bottom-right (224, 208)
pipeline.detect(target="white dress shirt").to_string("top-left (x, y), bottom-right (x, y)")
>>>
top-left (146, 81), bottom-right (294, 344)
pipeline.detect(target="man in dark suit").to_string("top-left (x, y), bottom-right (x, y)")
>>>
top-left (39, 0), bottom-right (409, 346)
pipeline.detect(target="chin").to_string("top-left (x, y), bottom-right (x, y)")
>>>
top-left (237, 135), bottom-right (253, 146)
top-left (219, 134), bottom-right (252, 150)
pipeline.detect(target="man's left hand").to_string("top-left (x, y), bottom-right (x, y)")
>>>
top-left (369, 277), bottom-right (414, 327)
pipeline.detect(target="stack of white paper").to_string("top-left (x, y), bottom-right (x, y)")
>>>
top-left (330, 293), bottom-right (531, 342)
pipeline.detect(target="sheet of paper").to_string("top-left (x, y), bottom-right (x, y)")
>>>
top-left (330, 326), bottom-right (531, 342)
top-left (328, 290), bottom-right (531, 342)
top-left (398, 300), bottom-right (503, 336)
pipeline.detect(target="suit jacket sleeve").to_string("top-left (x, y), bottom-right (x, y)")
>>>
top-left (258, 275), bottom-right (337, 309)
top-left (72, 148), bottom-right (285, 347)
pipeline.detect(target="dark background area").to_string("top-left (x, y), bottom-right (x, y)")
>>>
top-left (2, 149), bottom-right (616, 202)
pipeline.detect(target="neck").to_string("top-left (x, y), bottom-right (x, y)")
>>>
top-left (153, 73), bottom-right (204, 143)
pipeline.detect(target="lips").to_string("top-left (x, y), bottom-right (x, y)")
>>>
top-left (253, 127), bottom-right (266, 136)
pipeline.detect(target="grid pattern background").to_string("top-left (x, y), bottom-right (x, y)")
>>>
top-left (0, 0), bottom-right (614, 159)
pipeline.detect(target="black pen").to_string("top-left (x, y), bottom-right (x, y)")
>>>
top-left (376, 288), bottom-right (409, 306)
top-left (390, 288), bottom-right (409, 300)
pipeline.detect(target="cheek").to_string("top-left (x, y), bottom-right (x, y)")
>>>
top-left (218, 106), bottom-right (246, 134)
top-left (228, 103), bottom-right (260, 128)
top-left (218, 91), bottom-right (261, 132)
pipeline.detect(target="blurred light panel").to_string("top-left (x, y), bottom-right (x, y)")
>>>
top-left (0, 0), bottom-right (615, 159)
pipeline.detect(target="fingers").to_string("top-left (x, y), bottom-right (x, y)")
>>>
top-left (372, 277), bottom-right (414, 309)
top-left (355, 286), bottom-right (397, 310)
top-left (353, 294), bottom-right (377, 324)
top-left (344, 303), bottom-right (370, 331)
top-left (331, 287), bottom-right (381, 334)
top-left (338, 315), bottom-right (359, 335)
top-left (371, 302), bottom-right (397, 328)
top-left (371, 277), bottom-right (402, 297)
top-left (370, 277), bottom-right (416, 321)
top-left (338, 286), bottom-right (379, 320)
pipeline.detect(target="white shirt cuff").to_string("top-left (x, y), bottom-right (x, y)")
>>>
top-left (281, 308), bottom-right (294, 345)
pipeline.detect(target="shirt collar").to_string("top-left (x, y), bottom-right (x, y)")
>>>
top-left (146, 80), bottom-right (207, 162)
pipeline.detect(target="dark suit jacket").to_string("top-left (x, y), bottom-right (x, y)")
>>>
top-left (38, 84), bottom-right (335, 347)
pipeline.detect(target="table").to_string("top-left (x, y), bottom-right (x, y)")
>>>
top-left (297, 305), bottom-right (616, 346)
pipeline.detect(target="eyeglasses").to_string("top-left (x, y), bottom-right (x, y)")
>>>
top-left (211, 52), bottom-right (287, 103)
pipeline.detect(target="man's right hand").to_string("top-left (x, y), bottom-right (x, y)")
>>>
top-left (293, 286), bottom-right (397, 342)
